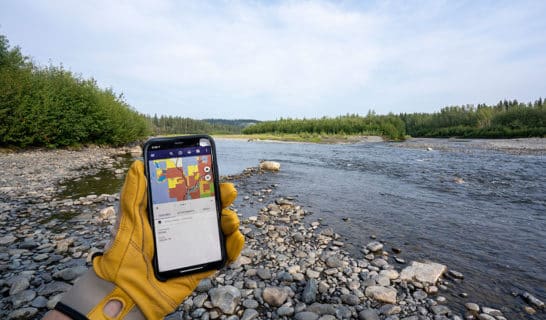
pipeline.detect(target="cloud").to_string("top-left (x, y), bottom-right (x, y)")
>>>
top-left (1, 0), bottom-right (545, 119)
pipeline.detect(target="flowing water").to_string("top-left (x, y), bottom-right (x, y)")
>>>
top-left (216, 139), bottom-right (546, 318)
top-left (61, 139), bottom-right (546, 318)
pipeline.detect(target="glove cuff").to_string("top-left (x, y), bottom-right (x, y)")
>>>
top-left (56, 269), bottom-right (145, 320)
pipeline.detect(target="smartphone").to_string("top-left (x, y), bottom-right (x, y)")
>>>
top-left (143, 135), bottom-right (226, 280)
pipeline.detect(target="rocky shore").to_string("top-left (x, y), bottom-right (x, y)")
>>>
top-left (0, 148), bottom-right (543, 319)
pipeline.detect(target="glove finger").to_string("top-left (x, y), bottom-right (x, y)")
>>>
top-left (225, 230), bottom-right (245, 263)
top-left (221, 209), bottom-right (240, 236)
top-left (220, 183), bottom-right (237, 208)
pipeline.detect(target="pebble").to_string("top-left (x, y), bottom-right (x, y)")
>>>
top-left (464, 302), bottom-right (480, 313)
top-left (208, 286), bottom-right (240, 314)
top-left (0, 149), bottom-right (514, 320)
top-left (262, 286), bottom-right (289, 307)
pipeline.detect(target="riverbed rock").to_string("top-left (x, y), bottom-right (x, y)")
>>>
top-left (365, 286), bottom-right (397, 304)
top-left (358, 309), bottom-right (379, 320)
top-left (302, 279), bottom-right (318, 303)
top-left (522, 291), bottom-right (544, 309)
top-left (53, 266), bottom-right (88, 281)
top-left (259, 161), bottom-right (281, 171)
top-left (366, 241), bottom-right (383, 252)
top-left (400, 261), bottom-right (446, 284)
top-left (262, 286), bottom-right (288, 307)
top-left (208, 286), bottom-right (241, 314)
top-left (8, 307), bottom-right (38, 320)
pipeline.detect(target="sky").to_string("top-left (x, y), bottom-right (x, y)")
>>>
top-left (1, 1), bottom-right (545, 120)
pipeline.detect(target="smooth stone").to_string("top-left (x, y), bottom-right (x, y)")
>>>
top-left (379, 304), bottom-right (401, 315)
top-left (431, 305), bottom-right (451, 316)
top-left (33, 253), bottom-right (49, 261)
top-left (196, 278), bottom-right (213, 292)
top-left (335, 306), bottom-right (351, 319)
top-left (193, 293), bottom-right (207, 308)
top-left (380, 269), bottom-right (399, 280)
top-left (306, 269), bottom-right (320, 279)
top-left (242, 299), bottom-right (259, 309)
top-left (307, 303), bottom-right (337, 315)
top-left (39, 281), bottom-right (72, 296)
top-left (365, 286), bottom-right (397, 304)
top-left (302, 279), bottom-right (318, 304)
top-left (262, 286), bottom-right (288, 307)
top-left (359, 309), bottom-right (380, 320)
top-left (31, 296), bottom-right (48, 308)
top-left (448, 270), bottom-right (464, 279)
top-left (400, 261), bottom-right (447, 284)
top-left (412, 290), bottom-right (427, 300)
top-left (241, 308), bottom-right (259, 320)
top-left (10, 277), bottom-right (30, 296)
top-left (481, 307), bottom-right (502, 317)
top-left (277, 306), bottom-right (295, 316)
top-left (340, 293), bottom-right (359, 306)
top-left (208, 285), bottom-right (241, 315)
top-left (257, 268), bottom-right (272, 280)
top-left (295, 311), bottom-right (319, 320)
top-left (260, 161), bottom-right (280, 171)
top-left (8, 307), bottom-right (38, 320)
top-left (477, 314), bottom-right (496, 320)
top-left (53, 266), bottom-right (87, 281)
top-left (11, 290), bottom-right (37, 308)
top-left (366, 241), bottom-right (383, 252)
top-left (0, 235), bottom-right (17, 246)
top-left (325, 256), bottom-right (343, 268)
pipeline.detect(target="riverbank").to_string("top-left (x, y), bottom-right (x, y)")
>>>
top-left (393, 137), bottom-right (546, 155)
top-left (213, 134), bottom-right (384, 144)
top-left (0, 148), bottom-right (542, 319)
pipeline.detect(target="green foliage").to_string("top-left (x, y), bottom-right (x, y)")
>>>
top-left (0, 34), bottom-right (150, 148)
top-left (401, 99), bottom-right (546, 138)
top-left (242, 113), bottom-right (406, 140)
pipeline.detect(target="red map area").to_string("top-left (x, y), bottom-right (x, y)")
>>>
top-left (165, 156), bottom-right (213, 201)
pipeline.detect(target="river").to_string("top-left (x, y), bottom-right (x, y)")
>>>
top-left (60, 138), bottom-right (546, 318)
top-left (216, 138), bottom-right (546, 318)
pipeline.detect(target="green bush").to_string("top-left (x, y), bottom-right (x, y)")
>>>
top-left (0, 34), bottom-right (150, 148)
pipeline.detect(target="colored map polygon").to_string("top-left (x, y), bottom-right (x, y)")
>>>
top-left (149, 155), bottom-right (214, 204)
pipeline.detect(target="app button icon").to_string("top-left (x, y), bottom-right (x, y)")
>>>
top-left (204, 175), bottom-right (211, 181)
top-left (204, 166), bottom-right (211, 173)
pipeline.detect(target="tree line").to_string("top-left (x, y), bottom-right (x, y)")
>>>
top-left (0, 34), bottom-right (150, 147)
top-left (243, 100), bottom-right (545, 140)
top-left (146, 115), bottom-right (248, 135)
top-left (242, 113), bottom-right (407, 140)
top-left (401, 99), bottom-right (545, 138)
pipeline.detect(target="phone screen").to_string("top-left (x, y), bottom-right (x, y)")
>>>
top-left (146, 138), bottom-right (222, 273)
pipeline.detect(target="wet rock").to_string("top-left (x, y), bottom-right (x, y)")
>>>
top-left (365, 286), bottom-right (397, 304)
top-left (522, 291), bottom-right (544, 309)
top-left (30, 296), bottom-right (48, 308)
top-left (262, 286), bottom-right (288, 307)
top-left (260, 161), bottom-right (281, 171)
top-left (209, 285), bottom-right (241, 315)
top-left (431, 305), bottom-right (451, 316)
top-left (448, 270), bottom-right (464, 279)
top-left (242, 299), bottom-right (259, 309)
top-left (366, 241), bottom-right (383, 252)
top-left (477, 314), bottom-right (496, 320)
top-left (481, 307), bottom-right (502, 317)
top-left (400, 261), bottom-right (446, 284)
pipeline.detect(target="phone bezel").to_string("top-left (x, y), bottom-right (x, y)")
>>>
top-left (143, 135), bottom-right (226, 281)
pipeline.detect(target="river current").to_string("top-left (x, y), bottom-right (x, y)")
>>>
top-left (216, 139), bottom-right (546, 318)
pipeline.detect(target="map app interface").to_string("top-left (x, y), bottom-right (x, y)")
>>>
top-left (148, 145), bottom-right (221, 272)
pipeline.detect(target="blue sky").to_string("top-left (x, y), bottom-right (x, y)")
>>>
top-left (1, 1), bottom-right (545, 120)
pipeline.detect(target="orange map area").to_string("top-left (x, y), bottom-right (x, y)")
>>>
top-left (154, 156), bottom-right (214, 201)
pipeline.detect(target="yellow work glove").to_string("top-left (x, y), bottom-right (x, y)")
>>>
top-left (55, 161), bottom-right (244, 320)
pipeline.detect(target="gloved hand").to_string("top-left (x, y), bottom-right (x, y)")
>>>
top-left (54, 161), bottom-right (244, 320)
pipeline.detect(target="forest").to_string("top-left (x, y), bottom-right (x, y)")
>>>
top-left (146, 115), bottom-right (251, 135)
top-left (243, 100), bottom-right (545, 140)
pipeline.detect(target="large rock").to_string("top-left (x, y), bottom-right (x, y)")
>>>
top-left (364, 286), bottom-right (397, 304)
top-left (400, 261), bottom-right (447, 284)
top-left (259, 161), bottom-right (281, 171)
top-left (209, 285), bottom-right (241, 314)
top-left (262, 286), bottom-right (288, 307)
